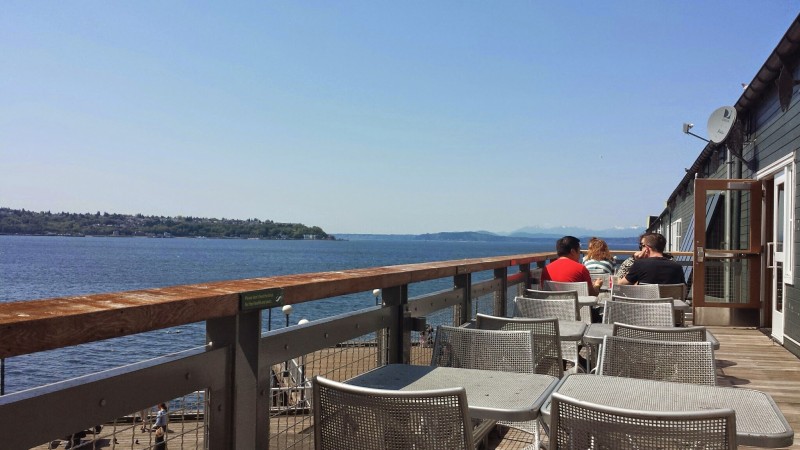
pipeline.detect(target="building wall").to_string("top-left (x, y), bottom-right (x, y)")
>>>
top-left (748, 61), bottom-right (800, 349)
top-left (651, 55), bottom-right (800, 352)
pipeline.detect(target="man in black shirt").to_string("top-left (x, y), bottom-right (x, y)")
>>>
top-left (617, 232), bottom-right (685, 285)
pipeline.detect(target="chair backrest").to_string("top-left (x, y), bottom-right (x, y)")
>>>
top-left (612, 283), bottom-right (660, 299)
top-left (549, 392), bottom-right (736, 450)
top-left (525, 288), bottom-right (578, 301)
top-left (611, 295), bottom-right (673, 304)
top-left (588, 271), bottom-right (612, 287)
top-left (603, 300), bottom-right (674, 327)
top-left (431, 325), bottom-right (536, 373)
top-left (612, 323), bottom-right (707, 341)
top-left (544, 280), bottom-right (589, 296)
top-left (657, 283), bottom-right (687, 301)
top-left (514, 295), bottom-right (580, 321)
top-left (475, 313), bottom-right (563, 378)
top-left (598, 335), bottom-right (717, 385)
top-left (313, 375), bottom-right (474, 450)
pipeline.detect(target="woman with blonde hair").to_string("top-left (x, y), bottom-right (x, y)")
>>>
top-left (583, 237), bottom-right (614, 274)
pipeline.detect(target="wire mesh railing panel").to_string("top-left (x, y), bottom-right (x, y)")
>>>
top-left (268, 332), bottom-right (379, 449)
top-left (703, 258), bottom-right (751, 304)
top-left (29, 391), bottom-right (210, 450)
top-left (507, 281), bottom-right (526, 316)
top-left (409, 306), bottom-right (452, 366)
top-left (473, 291), bottom-right (495, 318)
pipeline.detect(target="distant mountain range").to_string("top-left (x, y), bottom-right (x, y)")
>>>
top-left (334, 226), bottom-right (644, 243)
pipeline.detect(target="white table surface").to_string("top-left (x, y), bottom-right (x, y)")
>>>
top-left (347, 364), bottom-right (559, 422)
top-left (541, 374), bottom-right (794, 448)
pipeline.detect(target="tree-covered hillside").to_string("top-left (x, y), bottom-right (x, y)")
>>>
top-left (0, 208), bottom-right (331, 240)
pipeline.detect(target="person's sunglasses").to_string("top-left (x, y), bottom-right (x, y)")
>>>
top-left (639, 242), bottom-right (648, 250)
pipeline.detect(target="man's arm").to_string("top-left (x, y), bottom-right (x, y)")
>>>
top-left (588, 277), bottom-right (602, 296)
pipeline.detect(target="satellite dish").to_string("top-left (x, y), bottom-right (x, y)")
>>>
top-left (707, 106), bottom-right (737, 144)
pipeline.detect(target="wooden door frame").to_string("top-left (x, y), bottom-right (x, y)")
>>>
top-left (693, 178), bottom-right (761, 309)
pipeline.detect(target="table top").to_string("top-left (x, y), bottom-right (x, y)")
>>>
top-left (578, 296), bottom-right (597, 306)
top-left (557, 320), bottom-right (587, 340)
top-left (582, 323), bottom-right (719, 349)
top-left (347, 364), bottom-right (559, 422)
top-left (541, 374), bottom-right (794, 448)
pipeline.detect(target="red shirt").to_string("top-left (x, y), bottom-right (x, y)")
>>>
top-left (541, 257), bottom-right (592, 289)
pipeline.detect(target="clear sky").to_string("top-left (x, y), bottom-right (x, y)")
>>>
top-left (1, 2), bottom-right (796, 234)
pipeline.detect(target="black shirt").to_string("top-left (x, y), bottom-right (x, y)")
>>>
top-left (625, 257), bottom-right (685, 285)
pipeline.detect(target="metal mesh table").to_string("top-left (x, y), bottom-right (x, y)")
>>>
top-left (347, 364), bottom-right (559, 422)
top-left (541, 374), bottom-right (794, 447)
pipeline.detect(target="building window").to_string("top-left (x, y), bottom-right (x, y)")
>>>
top-left (670, 219), bottom-right (682, 253)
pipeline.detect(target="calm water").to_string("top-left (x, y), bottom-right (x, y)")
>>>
top-left (1, 235), bottom-right (576, 393)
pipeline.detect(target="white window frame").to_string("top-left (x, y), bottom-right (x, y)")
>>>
top-left (670, 219), bottom-right (682, 253)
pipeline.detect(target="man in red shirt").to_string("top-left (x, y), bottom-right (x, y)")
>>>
top-left (541, 236), bottom-right (603, 296)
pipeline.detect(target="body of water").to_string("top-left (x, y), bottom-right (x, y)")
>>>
top-left (0, 235), bottom-right (635, 393)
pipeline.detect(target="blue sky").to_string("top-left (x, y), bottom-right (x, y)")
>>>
top-left (1, 2), bottom-right (796, 234)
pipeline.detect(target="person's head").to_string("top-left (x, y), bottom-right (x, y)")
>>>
top-left (586, 237), bottom-right (611, 261)
top-left (556, 236), bottom-right (582, 259)
top-left (159, 403), bottom-right (168, 411)
top-left (639, 232), bottom-right (667, 255)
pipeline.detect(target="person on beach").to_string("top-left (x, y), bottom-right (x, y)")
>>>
top-left (153, 403), bottom-right (168, 433)
top-left (616, 232), bottom-right (684, 285)
top-left (541, 236), bottom-right (603, 296)
top-left (583, 237), bottom-right (614, 274)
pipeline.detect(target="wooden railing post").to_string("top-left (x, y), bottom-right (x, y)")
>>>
top-left (206, 310), bottom-right (266, 449)
top-left (454, 273), bottom-right (472, 325)
top-left (382, 285), bottom-right (409, 364)
top-left (519, 263), bottom-right (532, 295)
top-left (493, 268), bottom-right (508, 317)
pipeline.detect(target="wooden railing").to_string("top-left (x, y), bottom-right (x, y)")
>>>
top-left (0, 251), bottom-right (559, 449)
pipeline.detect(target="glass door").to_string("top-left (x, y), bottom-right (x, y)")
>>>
top-left (770, 170), bottom-right (788, 342)
top-left (693, 179), bottom-right (761, 308)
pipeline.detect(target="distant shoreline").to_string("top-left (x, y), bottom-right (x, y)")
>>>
top-left (0, 233), bottom-right (334, 241)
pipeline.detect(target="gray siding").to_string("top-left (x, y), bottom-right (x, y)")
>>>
top-left (748, 61), bottom-right (800, 347)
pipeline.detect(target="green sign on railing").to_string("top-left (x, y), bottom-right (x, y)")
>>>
top-left (240, 288), bottom-right (284, 311)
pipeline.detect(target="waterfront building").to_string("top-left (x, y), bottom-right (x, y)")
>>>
top-left (648, 14), bottom-right (800, 355)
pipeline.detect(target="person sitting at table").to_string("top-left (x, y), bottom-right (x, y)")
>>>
top-left (583, 237), bottom-right (614, 274)
top-left (541, 236), bottom-right (602, 297)
top-left (616, 232), bottom-right (685, 285)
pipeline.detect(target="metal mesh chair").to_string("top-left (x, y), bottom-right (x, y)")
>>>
top-left (656, 283), bottom-right (687, 301)
top-left (475, 313), bottom-right (563, 378)
top-left (519, 292), bottom-right (580, 320)
top-left (612, 283), bottom-right (661, 299)
top-left (603, 299), bottom-right (674, 327)
top-left (597, 335), bottom-right (717, 385)
top-left (312, 375), bottom-right (474, 450)
top-left (431, 325), bottom-right (543, 447)
top-left (613, 323), bottom-right (707, 341)
top-left (549, 392), bottom-right (737, 450)
top-left (523, 289), bottom-right (585, 322)
top-left (544, 280), bottom-right (589, 296)
top-left (514, 296), bottom-right (582, 375)
top-left (541, 282), bottom-right (594, 324)
top-left (431, 325), bottom-right (537, 373)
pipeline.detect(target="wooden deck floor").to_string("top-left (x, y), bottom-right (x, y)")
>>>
top-left (32, 327), bottom-right (800, 449)
top-left (493, 326), bottom-right (800, 450)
